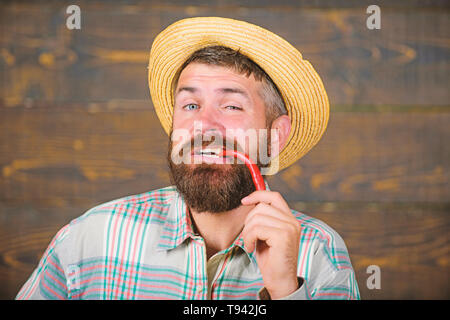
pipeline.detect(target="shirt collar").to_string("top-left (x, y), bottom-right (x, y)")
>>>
top-left (156, 190), bottom-right (196, 251)
top-left (156, 180), bottom-right (271, 267)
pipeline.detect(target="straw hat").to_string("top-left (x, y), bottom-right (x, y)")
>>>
top-left (148, 17), bottom-right (329, 175)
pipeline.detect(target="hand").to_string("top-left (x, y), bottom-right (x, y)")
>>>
top-left (241, 191), bottom-right (301, 299)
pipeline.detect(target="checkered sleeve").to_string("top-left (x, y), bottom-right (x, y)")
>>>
top-left (16, 225), bottom-right (70, 300)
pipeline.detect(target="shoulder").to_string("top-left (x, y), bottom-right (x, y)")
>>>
top-left (68, 186), bottom-right (178, 229)
top-left (49, 186), bottom-right (179, 259)
top-left (291, 209), bottom-right (352, 270)
top-left (291, 210), bottom-right (346, 247)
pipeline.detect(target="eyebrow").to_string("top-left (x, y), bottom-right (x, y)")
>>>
top-left (175, 86), bottom-right (250, 102)
top-left (176, 86), bottom-right (197, 95)
top-left (218, 87), bottom-right (249, 100)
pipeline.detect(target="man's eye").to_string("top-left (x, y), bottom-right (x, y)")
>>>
top-left (225, 105), bottom-right (242, 111)
top-left (183, 104), bottom-right (199, 111)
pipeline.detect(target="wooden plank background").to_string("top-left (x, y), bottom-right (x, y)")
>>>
top-left (0, 0), bottom-right (449, 299)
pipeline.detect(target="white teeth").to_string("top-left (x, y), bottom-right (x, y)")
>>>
top-left (202, 154), bottom-right (219, 158)
top-left (195, 148), bottom-right (222, 157)
top-left (202, 148), bottom-right (220, 154)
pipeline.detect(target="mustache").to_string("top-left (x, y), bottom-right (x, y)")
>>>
top-left (173, 132), bottom-right (245, 159)
top-left (167, 127), bottom-right (275, 171)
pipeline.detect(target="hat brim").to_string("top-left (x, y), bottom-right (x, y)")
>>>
top-left (148, 17), bottom-right (329, 175)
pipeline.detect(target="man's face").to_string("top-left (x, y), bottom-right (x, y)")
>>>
top-left (168, 62), bottom-right (272, 213)
top-left (173, 62), bottom-right (268, 156)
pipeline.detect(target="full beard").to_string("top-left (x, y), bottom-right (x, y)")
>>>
top-left (167, 137), bottom-right (260, 213)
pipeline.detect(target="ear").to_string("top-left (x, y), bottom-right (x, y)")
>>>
top-left (270, 115), bottom-right (291, 157)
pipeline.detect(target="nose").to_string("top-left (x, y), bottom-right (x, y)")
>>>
top-left (192, 105), bottom-right (225, 137)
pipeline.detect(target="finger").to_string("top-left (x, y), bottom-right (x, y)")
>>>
top-left (244, 203), bottom-right (296, 226)
top-left (241, 191), bottom-right (290, 213)
top-left (244, 211), bottom-right (294, 232)
top-left (244, 211), bottom-right (301, 250)
top-left (242, 224), bottom-right (283, 253)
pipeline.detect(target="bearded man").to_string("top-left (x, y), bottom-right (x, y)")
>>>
top-left (17, 17), bottom-right (360, 300)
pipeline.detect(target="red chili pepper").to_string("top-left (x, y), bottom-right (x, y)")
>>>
top-left (220, 149), bottom-right (266, 191)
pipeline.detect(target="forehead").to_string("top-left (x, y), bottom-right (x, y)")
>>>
top-left (175, 62), bottom-right (261, 91)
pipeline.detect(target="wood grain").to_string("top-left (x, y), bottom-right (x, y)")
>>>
top-left (1, 103), bottom-right (448, 204)
top-left (0, 0), bottom-right (449, 300)
top-left (0, 1), bottom-right (449, 106)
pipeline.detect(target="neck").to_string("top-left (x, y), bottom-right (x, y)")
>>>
top-left (189, 204), bottom-right (255, 260)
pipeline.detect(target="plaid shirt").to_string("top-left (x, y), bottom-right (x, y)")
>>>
top-left (16, 185), bottom-right (360, 300)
